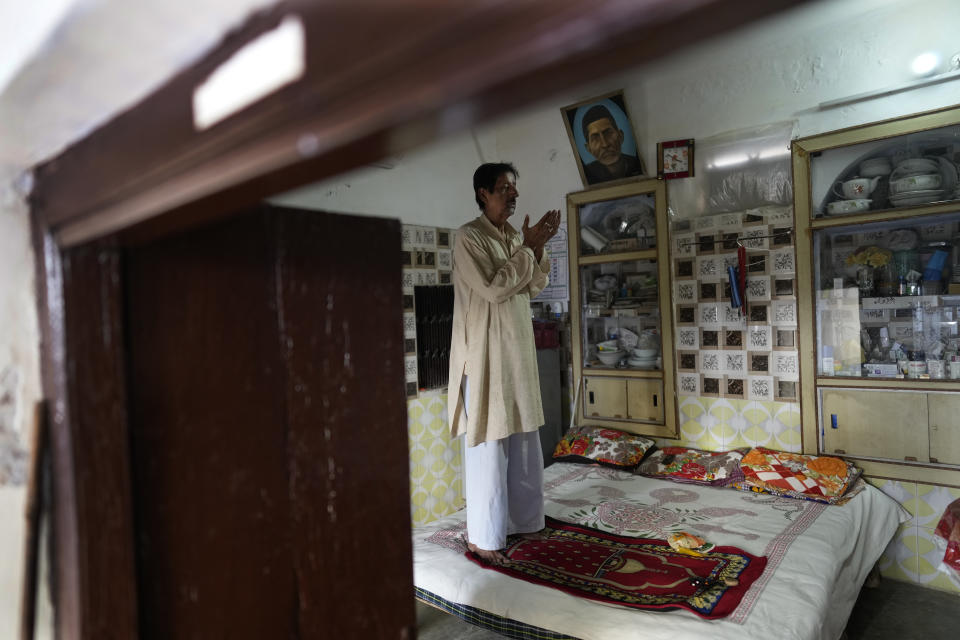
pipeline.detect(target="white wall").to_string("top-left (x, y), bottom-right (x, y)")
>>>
top-left (0, 164), bottom-right (47, 638)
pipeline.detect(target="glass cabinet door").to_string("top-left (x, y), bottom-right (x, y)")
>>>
top-left (580, 259), bottom-right (661, 370)
top-left (576, 192), bottom-right (657, 256)
top-left (813, 211), bottom-right (960, 379)
top-left (809, 122), bottom-right (960, 220)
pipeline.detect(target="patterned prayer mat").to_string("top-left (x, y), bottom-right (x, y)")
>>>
top-left (465, 516), bottom-right (767, 619)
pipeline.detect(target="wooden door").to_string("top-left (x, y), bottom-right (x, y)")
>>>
top-left (627, 378), bottom-right (664, 424)
top-left (61, 205), bottom-right (413, 639)
top-left (928, 393), bottom-right (960, 465)
top-left (820, 388), bottom-right (928, 462)
top-left (583, 377), bottom-right (627, 420)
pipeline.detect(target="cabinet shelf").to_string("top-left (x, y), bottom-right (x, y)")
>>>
top-left (578, 249), bottom-right (657, 265)
top-left (810, 201), bottom-right (960, 229)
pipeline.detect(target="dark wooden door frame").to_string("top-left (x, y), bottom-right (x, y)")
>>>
top-left (28, 1), bottom-right (810, 637)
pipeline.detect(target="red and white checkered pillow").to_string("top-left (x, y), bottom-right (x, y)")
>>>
top-left (734, 447), bottom-right (861, 504)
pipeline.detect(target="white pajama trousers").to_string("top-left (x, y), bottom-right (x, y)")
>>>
top-left (461, 376), bottom-right (545, 551)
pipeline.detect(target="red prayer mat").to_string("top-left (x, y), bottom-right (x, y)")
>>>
top-left (465, 516), bottom-right (767, 619)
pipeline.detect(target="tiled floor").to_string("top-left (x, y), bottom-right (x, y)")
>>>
top-left (417, 578), bottom-right (960, 639)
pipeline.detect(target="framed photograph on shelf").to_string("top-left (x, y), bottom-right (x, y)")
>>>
top-left (657, 138), bottom-right (694, 179)
top-left (561, 90), bottom-right (645, 188)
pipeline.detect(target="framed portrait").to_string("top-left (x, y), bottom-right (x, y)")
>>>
top-left (561, 90), bottom-right (645, 187)
top-left (657, 138), bottom-right (694, 179)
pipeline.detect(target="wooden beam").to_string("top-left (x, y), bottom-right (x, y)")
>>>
top-left (31, 0), bottom-right (810, 246)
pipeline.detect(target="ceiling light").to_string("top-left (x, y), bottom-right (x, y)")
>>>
top-left (910, 52), bottom-right (940, 77)
top-left (758, 147), bottom-right (790, 160)
top-left (710, 153), bottom-right (749, 169)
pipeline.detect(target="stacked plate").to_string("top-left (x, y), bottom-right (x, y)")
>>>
top-left (627, 347), bottom-right (659, 369)
top-left (888, 156), bottom-right (953, 207)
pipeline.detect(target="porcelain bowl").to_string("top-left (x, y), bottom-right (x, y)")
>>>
top-left (596, 350), bottom-right (624, 366)
top-left (894, 158), bottom-right (938, 175)
top-left (631, 348), bottom-right (658, 358)
top-left (889, 173), bottom-right (942, 195)
top-left (859, 157), bottom-right (892, 177)
top-left (826, 198), bottom-right (871, 215)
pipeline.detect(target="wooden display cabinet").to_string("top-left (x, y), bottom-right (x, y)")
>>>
top-left (567, 179), bottom-right (677, 438)
top-left (793, 104), bottom-right (960, 484)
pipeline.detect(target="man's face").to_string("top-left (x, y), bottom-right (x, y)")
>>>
top-left (586, 117), bottom-right (624, 167)
top-left (480, 173), bottom-right (518, 228)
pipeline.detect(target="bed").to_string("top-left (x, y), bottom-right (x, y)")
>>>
top-left (413, 460), bottom-right (907, 640)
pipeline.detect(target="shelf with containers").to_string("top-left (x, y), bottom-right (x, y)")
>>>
top-left (567, 179), bottom-right (677, 438)
top-left (793, 104), bottom-right (960, 483)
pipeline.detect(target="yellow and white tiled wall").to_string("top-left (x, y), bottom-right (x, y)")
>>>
top-left (665, 396), bottom-right (801, 452)
top-left (407, 392), bottom-right (464, 526)
top-left (867, 478), bottom-right (960, 595)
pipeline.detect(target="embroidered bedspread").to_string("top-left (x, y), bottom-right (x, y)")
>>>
top-left (413, 462), bottom-right (907, 640)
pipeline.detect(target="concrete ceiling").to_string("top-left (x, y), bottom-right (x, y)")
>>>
top-left (0, 0), bottom-right (936, 174)
top-left (0, 0), bottom-right (275, 167)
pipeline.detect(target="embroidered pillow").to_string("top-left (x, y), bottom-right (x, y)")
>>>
top-left (634, 446), bottom-right (748, 486)
top-left (552, 426), bottom-right (656, 469)
top-left (732, 446), bottom-right (862, 504)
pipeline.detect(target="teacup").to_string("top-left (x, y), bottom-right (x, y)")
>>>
top-left (826, 198), bottom-right (871, 215)
top-left (833, 176), bottom-right (880, 200)
top-left (889, 173), bottom-right (942, 195)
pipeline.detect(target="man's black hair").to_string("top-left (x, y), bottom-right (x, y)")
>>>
top-left (473, 162), bottom-right (518, 211)
top-left (581, 104), bottom-right (617, 139)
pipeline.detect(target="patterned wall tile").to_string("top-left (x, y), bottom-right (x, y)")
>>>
top-left (870, 479), bottom-right (918, 525)
top-left (915, 484), bottom-right (960, 529)
top-left (408, 393), bottom-right (464, 526)
top-left (878, 523), bottom-right (919, 583)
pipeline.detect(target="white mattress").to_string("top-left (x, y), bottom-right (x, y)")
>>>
top-left (413, 462), bottom-right (908, 640)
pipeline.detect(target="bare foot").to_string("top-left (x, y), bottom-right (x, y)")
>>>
top-left (466, 541), bottom-right (508, 565)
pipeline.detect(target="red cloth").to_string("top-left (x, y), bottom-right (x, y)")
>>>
top-left (934, 498), bottom-right (960, 574)
top-left (532, 320), bottom-right (559, 349)
top-left (466, 516), bottom-right (766, 619)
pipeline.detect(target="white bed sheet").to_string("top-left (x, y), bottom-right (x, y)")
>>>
top-left (413, 462), bottom-right (908, 640)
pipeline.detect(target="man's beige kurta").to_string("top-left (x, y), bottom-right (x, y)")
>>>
top-left (448, 214), bottom-right (550, 448)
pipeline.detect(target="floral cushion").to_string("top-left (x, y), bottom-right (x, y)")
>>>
top-left (732, 446), bottom-right (862, 504)
top-left (634, 446), bottom-right (748, 486)
top-left (552, 426), bottom-right (656, 469)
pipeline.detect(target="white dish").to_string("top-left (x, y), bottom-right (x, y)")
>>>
top-left (889, 173), bottom-right (942, 195)
top-left (859, 157), bottom-right (892, 177)
top-left (894, 158), bottom-right (938, 175)
top-left (889, 188), bottom-right (945, 199)
top-left (826, 198), bottom-right (871, 215)
top-left (627, 358), bottom-right (658, 369)
top-left (631, 348), bottom-right (658, 358)
top-left (889, 191), bottom-right (947, 207)
top-left (596, 350), bottom-right (624, 366)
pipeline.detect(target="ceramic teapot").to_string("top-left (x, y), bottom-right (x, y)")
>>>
top-left (832, 176), bottom-right (881, 200)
